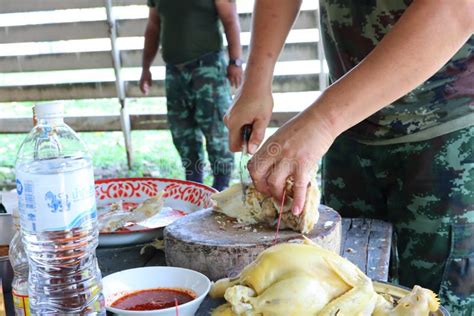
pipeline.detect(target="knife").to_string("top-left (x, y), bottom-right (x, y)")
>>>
top-left (239, 124), bottom-right (252, 203)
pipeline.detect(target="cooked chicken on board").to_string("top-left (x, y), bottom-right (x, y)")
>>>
top-left (210, 238), bottom-right (440, 316)
top-left (212, 179), bottom-right (320, 234)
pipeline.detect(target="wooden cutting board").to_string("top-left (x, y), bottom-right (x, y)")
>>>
top-left (164, 204), bottom-right (341, 280)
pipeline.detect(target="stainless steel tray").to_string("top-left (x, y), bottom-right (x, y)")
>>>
top-left (0, 214), bottom-right (13, 246)
top-left (0, 214), bottom-right (14, 294)
top-left (374, 281), bottom-right (449, 316)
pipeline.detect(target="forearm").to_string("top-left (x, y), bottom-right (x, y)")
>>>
top-left (220, 11), bottom-right (242, 60)
top-left (244, 0), bottom-right (302, 91)
top-left (142, 26), bottom-right (160, 70)
top-left (310, 0), bottom-right (474, 138)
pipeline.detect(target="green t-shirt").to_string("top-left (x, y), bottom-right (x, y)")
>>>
top-left (320, 0), bottom-right (474, 144)
top-left (147, 0), bottom-right (223, 65)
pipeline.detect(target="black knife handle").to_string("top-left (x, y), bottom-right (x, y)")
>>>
top-left (241, 124), bottom-right (252, 142)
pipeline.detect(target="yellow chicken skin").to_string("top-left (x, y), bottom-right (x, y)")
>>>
top-left (210, 239), bottom-right (440, 316)
top-left (211, 304), bottom-right (235, 316)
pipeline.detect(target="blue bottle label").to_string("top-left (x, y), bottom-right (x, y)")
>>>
top-left (16, 167), bottom-right (97, 232)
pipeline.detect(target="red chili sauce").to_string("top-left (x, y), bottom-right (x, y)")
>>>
top-left (111, 288), bottom-right (196, 311)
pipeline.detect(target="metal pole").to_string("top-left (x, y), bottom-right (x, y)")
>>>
top-left (316, 5), bottom-right (328, 91)
top-left (105, 0), bottom-right (133, 169)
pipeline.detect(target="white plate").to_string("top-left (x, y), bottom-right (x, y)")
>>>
top-left (102, 266), bottom-right (211, 316)
top-left (95, 178), bottom-right (216, 247)
top-left (98, 228), bottom-right (163, 247)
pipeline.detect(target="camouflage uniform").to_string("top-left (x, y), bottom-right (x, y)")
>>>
top-left (322, 126), bottom-right (473, 315)
top-left (165, 51), bottom-right (234, 186)
top-left (319, 1), bottom-right (473, 314)
top-left (147, 0), bottom-right (235, 189)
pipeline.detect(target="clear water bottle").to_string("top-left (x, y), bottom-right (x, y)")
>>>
top-left (9, 210), bottom-right (30, 316)
top-left (15, 102), bottom-right (105, 315)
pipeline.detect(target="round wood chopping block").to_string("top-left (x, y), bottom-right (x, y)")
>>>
top-left (164, 204), bottom-right (341, 281)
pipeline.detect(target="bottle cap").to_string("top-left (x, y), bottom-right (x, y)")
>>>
top-left (34, 102), bottom-right (64, 119)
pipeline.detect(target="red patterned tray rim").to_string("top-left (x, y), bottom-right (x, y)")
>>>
top-left (95, 177), bottom-right (217, 235)
top-left (95, 177), bottom-right (218, 193)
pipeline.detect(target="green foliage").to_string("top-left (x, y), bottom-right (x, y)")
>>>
top-left (0, 98), bottom-right (273, 190)
top-left (0, 130), bottom-right (189, 189)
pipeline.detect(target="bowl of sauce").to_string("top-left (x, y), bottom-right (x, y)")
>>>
top-left (112, 288), bottom-right (196, 311)
top-left (103, 266), bottom-right (211, 316)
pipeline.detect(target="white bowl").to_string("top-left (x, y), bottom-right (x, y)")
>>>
top-left (102, 266), bottom-right (211, 316)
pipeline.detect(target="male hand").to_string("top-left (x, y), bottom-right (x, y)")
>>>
top-left (139, 69), bottom-right (152, 95)
top-left (227, 64), bottom-right (243, 89)
top-left (224, 87), bottom-right (274, 154)
top-left (247, 108), bottom-right (336, 215)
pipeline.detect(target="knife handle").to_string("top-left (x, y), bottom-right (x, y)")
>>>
top-left (241, 124), bottom-right (252, 142)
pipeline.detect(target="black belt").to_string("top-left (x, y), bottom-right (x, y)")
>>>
top-left (167, 50), bottom-right (223, 71)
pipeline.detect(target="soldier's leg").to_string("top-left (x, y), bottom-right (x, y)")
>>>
top-left (323, 136), bottom-right (401, 283)
top-left (191, 51), bottom-right (234, 191)
top-left (165, 65), bottom-right (205, 182)
top-left (385, 126), bottom-right (473, 315)
top-left (322, 134), bottom-right (388, 219)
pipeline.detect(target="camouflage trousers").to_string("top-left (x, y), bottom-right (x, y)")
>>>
top-left (322, 126), bottom-right (474, 315)
top-left (165, 50), bottom-right (234, 185)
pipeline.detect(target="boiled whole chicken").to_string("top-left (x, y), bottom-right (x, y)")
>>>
top-left (210, 238), bottom-right (440, 316)
top-left (212, 179), bottom-right (320, 234)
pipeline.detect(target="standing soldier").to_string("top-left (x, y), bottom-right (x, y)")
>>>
top-left (140, 0), bottom-right (243, 191)
top-left (225, 1), bottom-right (473, 315)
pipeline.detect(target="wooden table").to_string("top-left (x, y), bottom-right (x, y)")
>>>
top-left (97, 218), bottom-right (392, 281)
top-left (339, 218), bottom-right (392, 282)
top-left (97, 217), bottom-right (392, 316)
top-left (2, 218), bottom-right (392, 315)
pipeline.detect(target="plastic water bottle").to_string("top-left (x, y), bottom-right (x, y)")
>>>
top-left (15, 102), bottom-right (105, 315)
top-left (9, 210), bottom-right (30, 316)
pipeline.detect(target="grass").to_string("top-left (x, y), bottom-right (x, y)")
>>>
top-left (0, 127), bottom-right (251, 190)
top-left (0, 98), bottom-right (178, 189)
top-left (0, 97), bottom-right (296, 190)
top-left (0, 97), bottom-right (168, 118)
top-left (0, 130), bottom-right (221, 189)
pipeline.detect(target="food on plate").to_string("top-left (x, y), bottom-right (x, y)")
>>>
top-left (0, 245), bottom-right (8, 257)
top-left (111, 287), bottom-right (196, 311)
top-left (140, 239), bottom-right (165, 254)
top-left (98, 192), bottom-right (164, 232)
top-left (211, 179), bottom-right (320, 234)
top-left (210, 238), bottom-right (440, 316)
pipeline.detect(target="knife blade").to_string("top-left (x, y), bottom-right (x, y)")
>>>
top-left (239, 124), bottom-right (252, 202)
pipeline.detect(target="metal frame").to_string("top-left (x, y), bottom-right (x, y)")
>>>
top-left (105, 0), bottom-right (133, 168)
